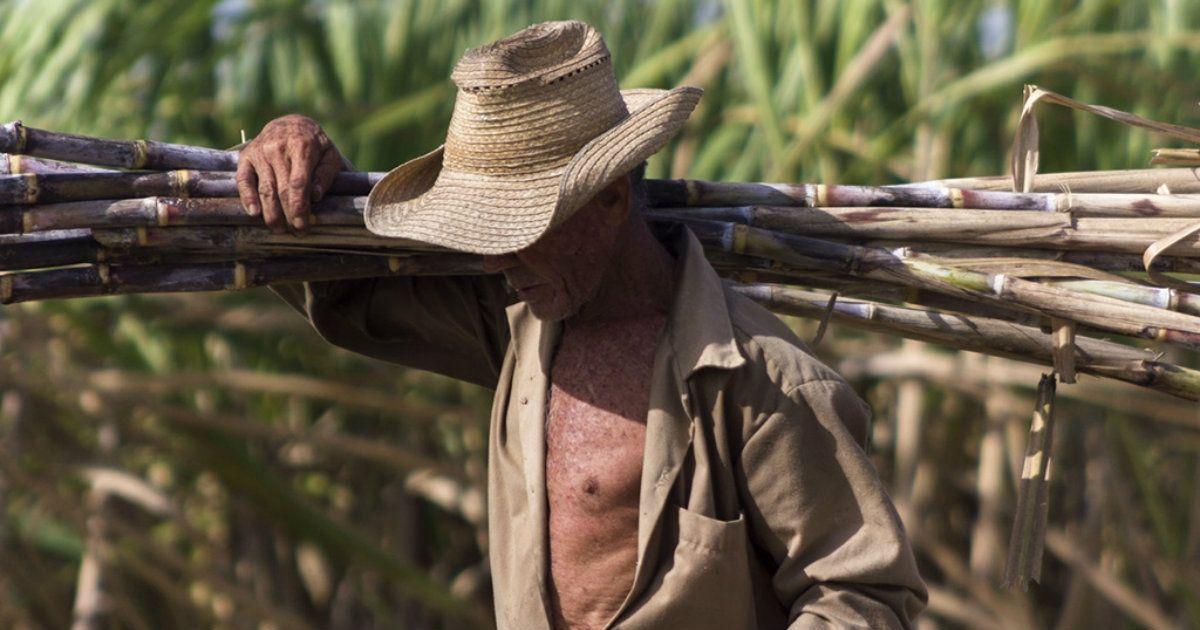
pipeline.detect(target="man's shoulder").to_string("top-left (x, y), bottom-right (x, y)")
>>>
top-left (718, 284), bottom-right (872, 444)
top-left (721, 284), bottom-right (848, 392)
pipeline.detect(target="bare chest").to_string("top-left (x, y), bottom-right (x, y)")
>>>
top-left (545, 318), bottom-right (665, 507)
top-left (543, 316), bottom-right (667, 628)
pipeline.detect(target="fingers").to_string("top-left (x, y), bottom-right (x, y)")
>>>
top-left (285, 143), bottom-right (320, 232)
top-left (256, 159), bottom-right (286, 233)
top-left (236, 158), bottom-right (261, 216)
top-left (238, 115), bottom-right (342, 236)
top-left (310, 147), bottom-right (343, 204)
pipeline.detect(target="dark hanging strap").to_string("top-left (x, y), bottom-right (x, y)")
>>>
top-left (810, 292), bottom-right (838, 347)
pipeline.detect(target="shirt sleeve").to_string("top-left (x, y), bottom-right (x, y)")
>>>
top-left (736, 378), bottom-right (927, 629)
top-left (247, 139), bottom-right (512, 387)
top-left (268, 275), bottom-right (512, 389)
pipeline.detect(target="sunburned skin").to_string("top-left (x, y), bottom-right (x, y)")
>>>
top-left (545, 314), bottom-right (666, 629)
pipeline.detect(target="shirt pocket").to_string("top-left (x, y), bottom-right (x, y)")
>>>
top-left (617, 506), bottom-right (758, 629)
top-left (677, 505), bottom-right (748, 556)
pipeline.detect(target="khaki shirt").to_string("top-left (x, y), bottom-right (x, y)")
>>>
top-left (274, 223), bottom-right (926, 628)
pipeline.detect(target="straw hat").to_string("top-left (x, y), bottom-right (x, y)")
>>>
top-left (363, 20), bottom-right (702, 255)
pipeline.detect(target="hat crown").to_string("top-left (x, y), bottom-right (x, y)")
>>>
top-left (451, 20), bottom-right (609, 90)
top-left (364, 19), bottom-right (703, 255)
top-left (441, 20), bottom-right (629, 176)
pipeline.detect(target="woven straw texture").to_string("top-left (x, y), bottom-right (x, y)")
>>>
top-left (364, 20), bottom-right (702, 254)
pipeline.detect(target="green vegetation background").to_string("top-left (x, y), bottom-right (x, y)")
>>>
top-left (1, 1), bottom-right (1199, 628)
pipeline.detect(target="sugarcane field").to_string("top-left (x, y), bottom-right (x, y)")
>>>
top-left (2, 2), bottom-right (1200, 629)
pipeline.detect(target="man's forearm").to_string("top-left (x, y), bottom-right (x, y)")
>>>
top-left (269, 274), bottom-right (512, 388)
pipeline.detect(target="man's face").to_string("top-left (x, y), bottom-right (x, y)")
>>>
top-left (481, 175), bottom-right (631, 321)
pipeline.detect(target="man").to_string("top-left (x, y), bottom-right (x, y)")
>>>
top-left (238, 20), bottom-right (925, 629)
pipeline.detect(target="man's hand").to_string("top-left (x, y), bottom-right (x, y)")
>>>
top-left (237, 114), bottom-right (344, 233)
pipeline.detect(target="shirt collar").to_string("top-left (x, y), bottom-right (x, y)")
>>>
top-left (656, 222), bottom-right (746, 379)
top-left (504, 221), bottom-right (746, 380)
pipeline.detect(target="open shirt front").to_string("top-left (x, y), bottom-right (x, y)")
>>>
top-left (274, 222), bottom-right (926, 629)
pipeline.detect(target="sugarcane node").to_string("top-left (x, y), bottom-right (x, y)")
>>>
top-left (23, 172), bottom-right (38, 204)
top-left (135, 197), bottom-right (160, 228)
top-left (169, 170), bottom-right (191, 197)
top-left (0, 173), bottom-right (37, 204)
top-left (988, 273), bottom-right (1010, 297)
top-left (232, 262), bottom-right (248, 290)
top-left (948, 187), bottom-right (964, 208)
top-left (731, 223), bottom-right (749, 254)
top-left (17, 210), bottom-right (32, 235)
top-left (685, 179), bottom-right (700, 206)
top-left (0, 121), bottom-right (27, 154)
top-left (131, 139), bottom-right (149, 169)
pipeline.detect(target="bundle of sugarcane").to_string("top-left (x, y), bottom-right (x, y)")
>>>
top-left (2, 99), bottom-right (1200, 403)
top-left (9, 85), bottom-right (1200, 598)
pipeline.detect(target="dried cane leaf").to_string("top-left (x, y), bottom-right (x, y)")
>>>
top-left (1144, 220), bottom-right (1200, 293)
top-left (1003, 373), bottom-right (1058, 590)
top-left (1012, 85), bottom-right (1042, 193)
top-left (1151, 148), bottom-right (1200, 167)
top-left (1012, 84), bottom-right (1200, 193)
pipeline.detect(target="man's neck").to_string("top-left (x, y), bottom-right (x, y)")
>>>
top-left (569, 217), bottom-right (677, 326)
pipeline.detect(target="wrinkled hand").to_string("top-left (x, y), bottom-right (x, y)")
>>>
top-left (237, 114), bottom-right (344, 233)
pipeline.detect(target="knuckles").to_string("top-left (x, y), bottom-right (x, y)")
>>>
top-left (236, 115), bottom-right (333, 229)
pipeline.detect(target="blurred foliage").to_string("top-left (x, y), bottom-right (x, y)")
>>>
top-left (1, 0), bottom-right (1200, 628)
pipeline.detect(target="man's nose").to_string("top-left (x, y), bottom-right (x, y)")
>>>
top-left (482, 253), bottom-right (519, 273)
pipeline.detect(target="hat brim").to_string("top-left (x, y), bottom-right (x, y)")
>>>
top-left (364, 86), bottom-right (702, 255)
